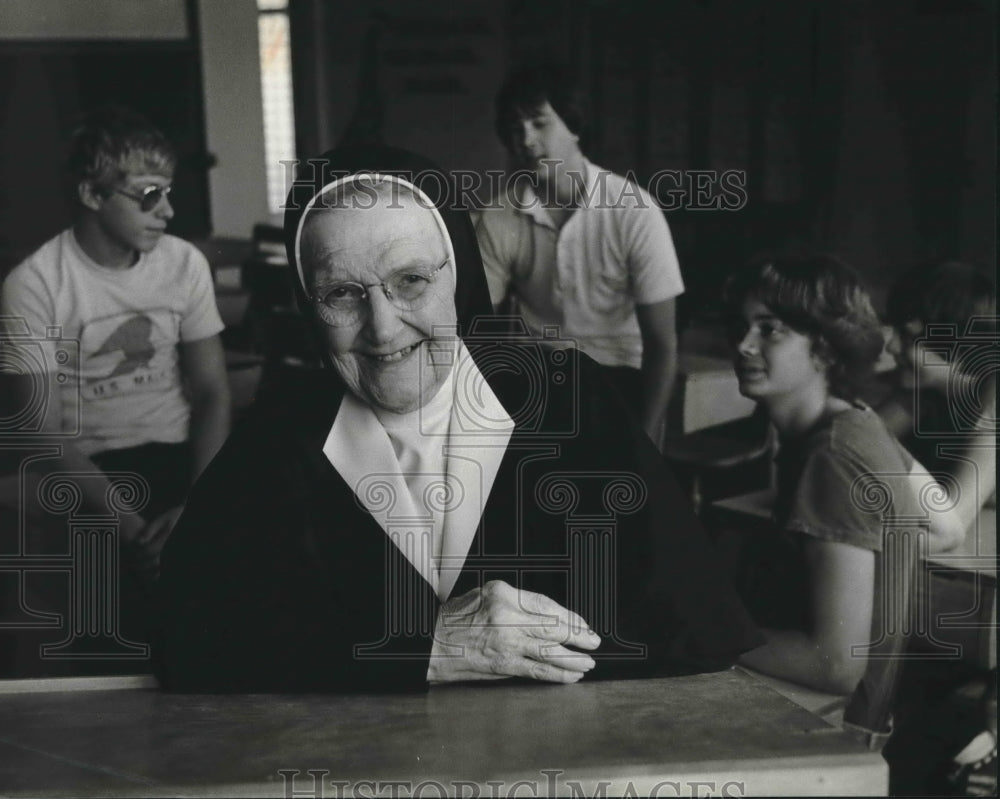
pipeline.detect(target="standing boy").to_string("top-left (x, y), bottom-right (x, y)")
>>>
top-left (476, 64), bottom-right (684, 447)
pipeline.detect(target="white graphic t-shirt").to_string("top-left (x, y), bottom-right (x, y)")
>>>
top-left (0, 229), bottom-right (224, 455)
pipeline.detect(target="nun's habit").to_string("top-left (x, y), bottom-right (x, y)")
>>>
top-left (154, 145), bottom-right (761, 692)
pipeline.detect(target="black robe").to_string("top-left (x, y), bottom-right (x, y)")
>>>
top-left (154, 341), bottom-right (762, 692)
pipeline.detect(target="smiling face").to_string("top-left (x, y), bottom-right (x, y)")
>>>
top-left (730, 297), bottom-right (829, 404)
top-left (300, 191), bottom-right (457, 414)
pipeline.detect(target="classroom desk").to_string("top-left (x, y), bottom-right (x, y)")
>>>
top-left (708, 488), bottom-right (776, 527)
top-left (674, 353), bottom-right (756, 433)
top-left (0, 669), bottom-right (886, 797)
top-left (923, 506), bottom-right (996, 667)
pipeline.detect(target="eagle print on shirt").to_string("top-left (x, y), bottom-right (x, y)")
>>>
top-left (80, 310), bottom-right (180, 400)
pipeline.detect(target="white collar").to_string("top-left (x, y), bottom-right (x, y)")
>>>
top-left (323, 342), bottom-right (514, 600)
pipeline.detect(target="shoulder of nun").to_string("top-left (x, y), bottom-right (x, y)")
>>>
top-left (239, 368), bottom-right (345, 434)
top-left (551, 349), bottom-right (639, 439)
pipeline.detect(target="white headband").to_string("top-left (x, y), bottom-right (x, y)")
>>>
top-left (292, 172), bottom-right (456, 295)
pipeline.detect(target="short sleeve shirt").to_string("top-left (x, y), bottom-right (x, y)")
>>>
top-left (476, 160), bottom-right (683, 369)
top-left (775, 404), bottom-right (917, 551)
top-left (739, 405), bottom-right (918, 631)
top-left (0, 229), bottom-right (224, 455)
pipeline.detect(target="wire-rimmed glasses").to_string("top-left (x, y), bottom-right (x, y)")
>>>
top-left (311, 258), bottom-right (450, 327)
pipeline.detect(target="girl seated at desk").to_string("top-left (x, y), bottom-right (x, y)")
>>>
top-left (721, 253), bottom-right (951, 695)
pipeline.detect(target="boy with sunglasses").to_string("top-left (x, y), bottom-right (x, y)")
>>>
top-left (0, 106), bottom-right (230, 627)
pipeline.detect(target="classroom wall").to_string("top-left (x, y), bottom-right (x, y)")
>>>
top-left (823, 0), bottom-right (995, 306)
top-left (289, 0), bottom-right (995, 316)
top-left (0, 0), bottom-right (269, 270)
top-left (0, 15), bottom-right (212, 266)
top-left (196, 0), bottom-right (270, 238)
top-left (1, 0), bottom-right (992, 292)
top-left (292, 0), bottom-right (509, 185)
top-left (0, 0), bottom-right (187, 40)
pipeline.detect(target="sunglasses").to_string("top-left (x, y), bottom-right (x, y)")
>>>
top-left (114, 184), bottom-right (172, 213)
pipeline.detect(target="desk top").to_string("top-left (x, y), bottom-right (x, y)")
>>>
top-left (674, 354), bottom-right (756, 433)
top-left (0, 669), bottom-right (885, 797)
top-left (710, 488), bottom-right (775, 524)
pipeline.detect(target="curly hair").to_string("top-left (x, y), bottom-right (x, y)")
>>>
top-left (66, 104), bottom-right (176, 198)
top-left (494, 62), bottom-right (590, 154)
top-left (723, 253), bottom-right (885, 400)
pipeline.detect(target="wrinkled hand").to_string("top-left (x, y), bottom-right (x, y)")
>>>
top-left (125, 504), bottom-right (185, 581)
top-left (427, 580), bottom-right (601, 684)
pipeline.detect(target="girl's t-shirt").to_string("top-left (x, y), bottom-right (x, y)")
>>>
top-left (739, 403), bottom-right (919, 631)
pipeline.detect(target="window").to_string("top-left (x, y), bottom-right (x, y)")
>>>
top-left (258, 0), bottom-right (296, 214)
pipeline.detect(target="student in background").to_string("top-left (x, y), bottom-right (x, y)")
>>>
top-left (881, 260), bottom-right (996, 536)
top-left (879, 261), bottom-right (996, 797)
top-left (0, 105), bottom-right (230, 593)
top-left (475, 64), bottom-right (682, 448)
top-left (722, 253), bottom-right (941, 694)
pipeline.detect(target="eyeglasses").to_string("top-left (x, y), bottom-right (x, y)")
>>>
top-left (114, 184), bottom-right (172, 213)
top-left (312, 258), bottom-right (449, 327)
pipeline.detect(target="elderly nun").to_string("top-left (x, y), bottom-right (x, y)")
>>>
top-left (154, 145), bottom-right (760, 692)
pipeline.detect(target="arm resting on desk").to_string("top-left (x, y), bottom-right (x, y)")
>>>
top-left (427, 581), bottom-right (600, 684)
top-left (905, 460), bottom-right (968, 553)
top-left (739, 538), bottom-right (875, 695)
top-left (879, 373), bottom-right (996, 553)
top-left (911, 378), bottom-right (996, 552)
